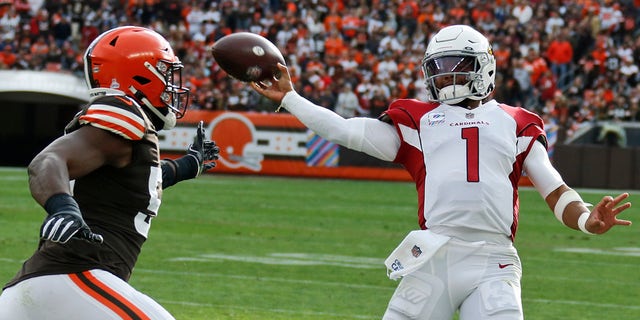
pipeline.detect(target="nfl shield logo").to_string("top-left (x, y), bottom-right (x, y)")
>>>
top-left (411, 245), bottom-right (422, 258)
top-left (465, 113), bottom-right (474, 119)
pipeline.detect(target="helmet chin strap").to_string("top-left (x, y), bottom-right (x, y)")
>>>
top-left (438, 84), bottom-right (468, 105)
top-left (129, 86), bottom-right (176, 130)
top-left (148, 105), bottom-right (176, 130)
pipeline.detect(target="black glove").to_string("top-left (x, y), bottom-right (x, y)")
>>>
top-left (187, 120), bottom-right (220, 175)
top-left (161, 121), bottom-right (220, 188)
top-left (41, 194), bottom-right (103, 244)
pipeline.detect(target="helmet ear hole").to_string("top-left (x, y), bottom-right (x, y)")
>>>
top-left (133, 76), bottom-right (151, 85)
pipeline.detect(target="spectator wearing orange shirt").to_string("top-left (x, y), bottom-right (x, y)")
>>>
top-left (471, 3), bottom-right (492, 24)
top-left (341, 8), bottom-right (363, 41)
top-left (417, 3), bottom-right (435, 25)
top-left (493, 41), bottom-right (511, 72)
top-left (304, 53), bottom-right (325, 74)
top-left (448, 2), bottom-right (466, 22)
top-left (545, 29), bottom-right (574, 88)
top-left (523, 47), bottom-right (548, 87)
top-left (30, 35), bottom-right (49, 56)
top-left (323, 28), bottom-right (346, 59)
top-left (591, 43), bottom-right (608, 75)
top-left (0, 44), bottom-right (16, 69)
top-left (398, 1), bottom-right (419, 20)
top-left (323, 5), bottom-right (342, 34)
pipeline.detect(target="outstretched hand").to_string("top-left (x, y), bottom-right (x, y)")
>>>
top-left (250, 63), bottom-right (294, 105)
top-left (188, 120), bottom-right (220, 175)
top-left (585, 192), bottom-right (632, 234)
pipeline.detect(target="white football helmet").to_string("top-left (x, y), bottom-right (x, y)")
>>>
top-left (421, 25), bottom-right (496, 105)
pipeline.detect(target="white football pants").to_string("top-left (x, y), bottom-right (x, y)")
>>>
top-left (383, 237), bottom-right (523, 320)
top-left (0, 269), bottom-right (174, 320)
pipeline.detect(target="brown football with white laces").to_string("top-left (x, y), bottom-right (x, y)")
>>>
top-left (211, 32), bottom-right (285, 83)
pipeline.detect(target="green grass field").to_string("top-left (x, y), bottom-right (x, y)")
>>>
top-left (0, 167), bottom-right (638, 319)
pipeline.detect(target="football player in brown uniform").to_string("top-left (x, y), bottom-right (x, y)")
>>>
top-left (0, 26), bottom-right (219, 319)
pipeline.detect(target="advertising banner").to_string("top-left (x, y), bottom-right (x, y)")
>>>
top-left (162, 110), bottom-right (412, 181)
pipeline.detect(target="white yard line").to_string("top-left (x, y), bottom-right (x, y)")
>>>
top-left (170, 252), bottom-right (384, 269)
top-left (157, 300), bottom-right (378, 319)
top-left (525, 298), bottom-right (640, 310)
top-left (526, 255), bottom-right (639, 268)
top-left (554, 247), bottom-right (640, 257)
top-left (135, 268), bottom-right (392, 290)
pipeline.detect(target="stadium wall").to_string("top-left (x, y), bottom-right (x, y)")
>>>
top-left (554, 144), bottom-right (640, 190)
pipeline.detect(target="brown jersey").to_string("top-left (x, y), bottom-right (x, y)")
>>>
top-left (5, 93), bottom-right (162, 289)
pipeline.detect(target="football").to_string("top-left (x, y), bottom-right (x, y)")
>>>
top-left (211, 32), bottom-right (285, 82)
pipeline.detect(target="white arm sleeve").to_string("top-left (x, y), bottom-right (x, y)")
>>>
top-left (523, 140), bottom-right (565, 198)
top-left (281, 91), bottom-right (400, 161)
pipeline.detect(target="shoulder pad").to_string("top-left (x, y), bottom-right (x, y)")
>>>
top-left (498, 103), bottom-right (547, 148)
top-left (382, 99), bottom-right (439, 127)
top-left (78, 95), bottom-right (148, 140)
top-left (498, 103), bottom-right (544, 130)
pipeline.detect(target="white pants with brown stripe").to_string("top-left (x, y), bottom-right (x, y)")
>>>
top-left (0, 269), bottom-right (174, 320)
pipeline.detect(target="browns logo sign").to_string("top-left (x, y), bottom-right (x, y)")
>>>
top-left (160, 110), bottom-right (411, 181)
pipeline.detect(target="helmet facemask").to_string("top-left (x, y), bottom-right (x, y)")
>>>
top-left (422, 51), bottom-right (493, 105)
top-left (146, 59), bottom-right (189, 118)
top-left (136, 59), bottom-right (190, 130)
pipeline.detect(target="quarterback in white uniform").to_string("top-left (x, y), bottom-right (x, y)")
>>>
top-left (252, 25), bottom-right (632, 320)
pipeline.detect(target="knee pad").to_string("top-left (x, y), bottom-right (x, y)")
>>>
top-left (478, 279), bottom-right (522, 318)
top-left (384, 272), bottom-right (446, 319)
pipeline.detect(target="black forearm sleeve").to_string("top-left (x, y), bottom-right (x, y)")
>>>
top-left (43, 193), bottom-right (81, 216)
top-left (161, 155), bottom-right (199, 189)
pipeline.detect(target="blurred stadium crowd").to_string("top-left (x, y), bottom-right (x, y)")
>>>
top-left (1, 0), bottom-right (640, 143)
